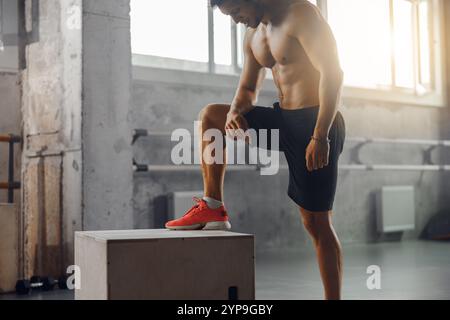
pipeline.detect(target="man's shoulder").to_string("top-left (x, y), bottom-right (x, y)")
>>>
top-left (287, 0), bottom-right (321, 17)
top-left (283, 1), bottom-right (323, 34)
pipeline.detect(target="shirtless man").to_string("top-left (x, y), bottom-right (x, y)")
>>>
top-left (166, 0), bottom-right (346, 300)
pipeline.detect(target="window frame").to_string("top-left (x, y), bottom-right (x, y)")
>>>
top-left (329, 0), bottom-right (446, 107)
top-left (0, 0), bottom-right (19, 73)
top-left (131, 0), bottom-right (447, 108)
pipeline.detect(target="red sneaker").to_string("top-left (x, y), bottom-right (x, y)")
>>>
top-left (165, 197), bottom-right (231, 231)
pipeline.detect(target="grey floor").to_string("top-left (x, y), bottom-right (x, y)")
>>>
top-left (1, 240), bottom-right (449, 300)
top-left (256, 240), bottom-right (450, 300)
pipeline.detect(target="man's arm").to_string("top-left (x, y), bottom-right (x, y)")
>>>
top-left (292, 4), bottom-right (344, 139)
top-left (226, 29), bottom-right (266, 135)
top-left (290, 4), bottom-right (344, 170)
top-left (230, 29), bottom-right (266, 115)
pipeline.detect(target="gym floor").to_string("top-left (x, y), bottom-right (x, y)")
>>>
top-left (1, 240), bottom-right (448, 300)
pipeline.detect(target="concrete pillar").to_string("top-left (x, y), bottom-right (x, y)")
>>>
top-left (21, 0), bottom-right (83, 277)
top-left (20, 0), bottom-right (133, 277)
top-left (82, 0), bottom-right (133, 230)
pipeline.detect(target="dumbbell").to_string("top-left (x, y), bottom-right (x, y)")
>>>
top-left (16, 275), bottom-right (69, 295)
top-left (16, 276), bottom-right (44, 295)
top-left (57, 275), bottom-right (69, 289)
top-left (39, 275), bottom-right (70, 290)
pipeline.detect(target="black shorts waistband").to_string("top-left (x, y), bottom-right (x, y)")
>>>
top-left (273, 102), bottom-right (320, 113)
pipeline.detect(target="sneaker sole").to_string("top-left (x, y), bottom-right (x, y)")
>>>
top-left (167, 221), bottom-right (232, 231)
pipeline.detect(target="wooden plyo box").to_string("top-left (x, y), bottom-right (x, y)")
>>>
top-left (75, 229), bottom-right (255, 300)
top-left (0, 204), bottom-right (19, 293)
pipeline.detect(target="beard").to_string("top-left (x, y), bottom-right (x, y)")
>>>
top-left (247, 5), bottom-right (264, 28)
top-left (253, 3), bottom-right (265, 27)
top-left (248, 19), bottom-right (260, 28)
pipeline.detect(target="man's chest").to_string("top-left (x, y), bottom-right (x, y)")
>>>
top-left (250, 25), bottom-right (309, 68)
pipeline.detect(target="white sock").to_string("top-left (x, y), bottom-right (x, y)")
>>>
top-left (203, 197), bottom-right (223, 209)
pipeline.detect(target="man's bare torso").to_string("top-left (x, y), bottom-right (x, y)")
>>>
top-left (247, 2), bottom-right (323, 109)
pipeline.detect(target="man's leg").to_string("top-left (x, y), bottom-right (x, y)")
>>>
top-left (300, 208), bottom-right (343, 300)
top-left (165, 103), bottom-right (232, 231)
top-left (198, 104), bottom-right (231, 201)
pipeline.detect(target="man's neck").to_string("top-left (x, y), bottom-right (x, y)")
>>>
top-left (259, 0), bottom-right (291, 25)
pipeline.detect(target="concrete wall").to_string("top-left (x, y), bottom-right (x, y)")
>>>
top-left (0, 72), bottom-right (21, 204)
top-left (21, 0), bottom-right (83, 276)
top-left (82, 0), bottom-right (134, 230)
top-left (19, 0), bottom-right (135, 276)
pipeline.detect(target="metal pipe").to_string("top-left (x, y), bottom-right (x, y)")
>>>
top-left (0, 182), bottom-right (21, 189)
top-left (8, 137), bottom-right (14, 203)
top-left (133, 163), bottom-right (450, 173)
top-left (131, 130), bottom-right (450, 172)
top-left (133, 164), bottom-right (259, 173)
top-left (277, 164), bottom-right (450, 171)
top-left (132, 129), bottom-right (148, 145)
top-left (347, 137), bottom-right (450, 147)
top-left (133, 129), bottom-right (450, 147)
top-left (0, 134), bottom-right (21, 143)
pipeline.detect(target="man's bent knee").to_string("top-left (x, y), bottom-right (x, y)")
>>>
top-left (199, 104), bottom-right (230, 132)
top-left (199, 104), bottom-right (229, 120)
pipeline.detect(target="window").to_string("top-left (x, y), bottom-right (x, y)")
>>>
top-left (326, 0), bottom-right (445, 105)
top-left (131, 0), bottom-right (243, 74)
top-left (328, 0), bottom-right (393, 89)
top-left (131, 0), bottom-right (208, 63)
top-left (214, 8), bottom-right (232, 66)
top-left (0, 0), bottom-right (19, 72)
top-left (131, 0), bottom-right (446, 106)
top-left (328, 0), bottom-right (433, 92)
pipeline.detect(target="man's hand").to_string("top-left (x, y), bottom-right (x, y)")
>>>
top-left (305, 137), bottom-right (330, 172)
top-left (225, 110), bottom-right (250, 142)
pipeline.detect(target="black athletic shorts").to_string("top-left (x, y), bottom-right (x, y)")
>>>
top-left (243, 102), bottom-right (346, 212)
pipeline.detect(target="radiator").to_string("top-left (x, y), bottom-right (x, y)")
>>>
top-left (167, 191), bottom-right (204, 220)
top-left (377, 186), bottom-right (416, 233)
